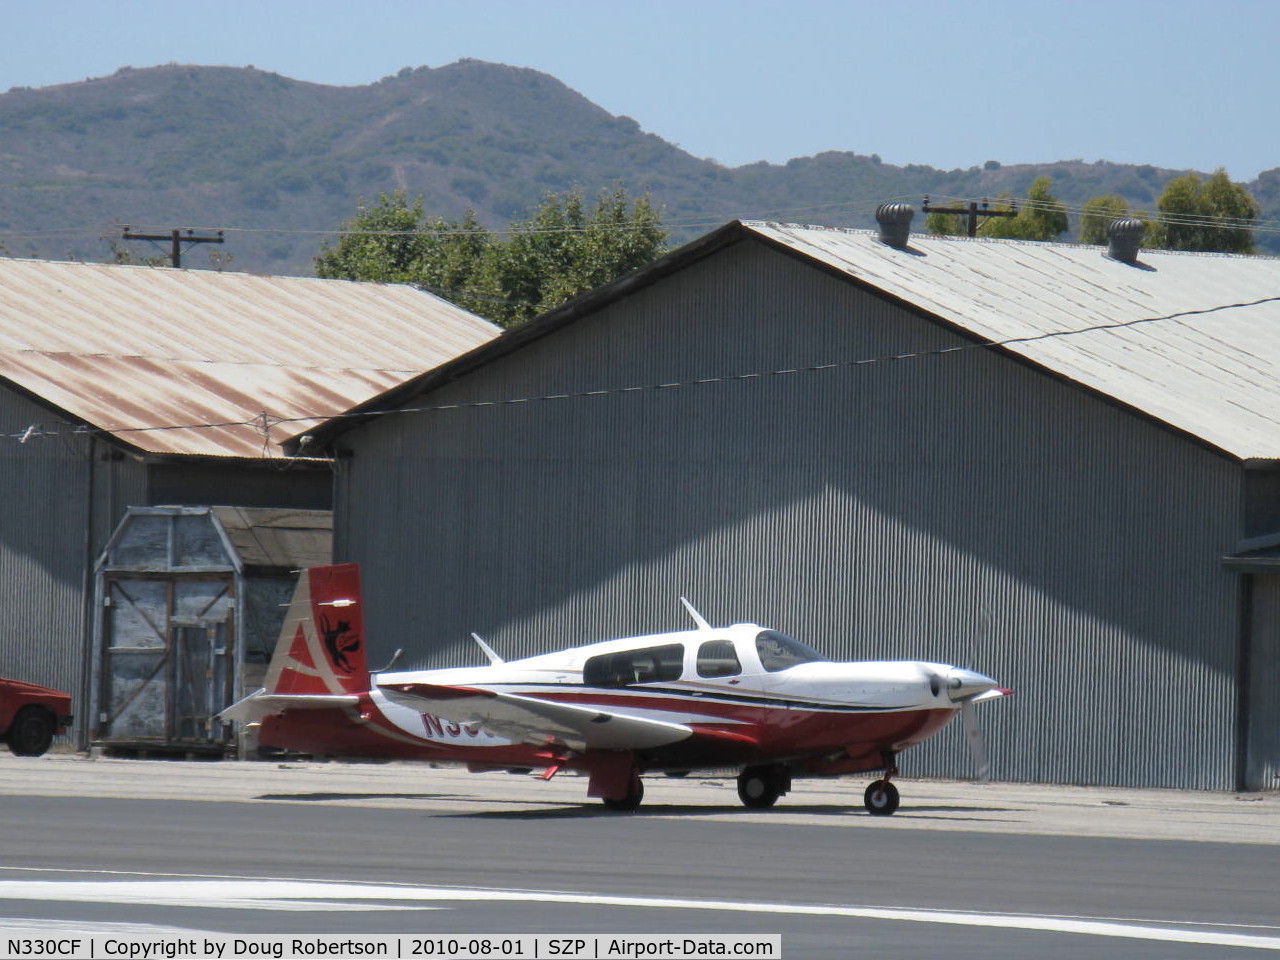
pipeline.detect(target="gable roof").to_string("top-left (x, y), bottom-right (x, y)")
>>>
top-left (0, 257), bottom-right (500, 458)
top-left (293, 220), bottom-right (1280, 462)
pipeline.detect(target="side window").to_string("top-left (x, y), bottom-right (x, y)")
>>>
top-left (755, 629), bottom-right (828, 672)
top-left (696, 639), bottom-right (741, 679)
top-left (583, 643), bottom-right (685, 687)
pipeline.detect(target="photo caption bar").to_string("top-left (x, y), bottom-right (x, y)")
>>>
top-left (2, 934), bottom-right (781, 959)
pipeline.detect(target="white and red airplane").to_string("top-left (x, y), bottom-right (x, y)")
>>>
top-left (222, 564), bottom-right (1010, 813)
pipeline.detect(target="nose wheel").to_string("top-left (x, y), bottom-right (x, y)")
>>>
top-left (864, 779), bottom-right (900, 816)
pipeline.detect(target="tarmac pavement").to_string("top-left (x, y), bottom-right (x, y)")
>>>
top-left (3, 751), bottom-right (1276, 845)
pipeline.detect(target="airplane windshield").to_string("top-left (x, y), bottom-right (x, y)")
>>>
top-left (755, 630), bottom-right (828, 672)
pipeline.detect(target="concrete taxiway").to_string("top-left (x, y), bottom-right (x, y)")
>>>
top-left (2, 754), bottom-right (1278, 959)
top-left (1, 752), bottom-right (1276, 844)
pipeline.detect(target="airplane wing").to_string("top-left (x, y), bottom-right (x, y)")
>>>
top-left (218, 688), bottom-right (360, 723)
top-left (379, 682), bottom-right (692, 752)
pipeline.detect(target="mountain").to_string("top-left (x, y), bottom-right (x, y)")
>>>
top-left (0, 60), bottom-right (1275, 276)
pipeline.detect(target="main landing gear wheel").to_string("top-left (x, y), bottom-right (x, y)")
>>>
top-left (737, 765), bottom-right (790, 809)
top-left (601, 776), bottom-right (644, 812)
top-left (864, 779), bottom-right (900, 816)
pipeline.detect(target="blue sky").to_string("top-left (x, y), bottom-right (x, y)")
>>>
top-left (5, 0), bottom-right (1277, 179)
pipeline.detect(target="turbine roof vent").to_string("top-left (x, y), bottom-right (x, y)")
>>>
top-left (875, 202), bottom-right (915, 249)
top-left (1106, 217), bottom-right (1146, 264)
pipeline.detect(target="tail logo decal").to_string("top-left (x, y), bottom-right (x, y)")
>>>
top-left (320, 614), bottom-right (361, 674)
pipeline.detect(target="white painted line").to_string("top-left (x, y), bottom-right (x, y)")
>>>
top-left (0, 878), bottom-right (1276, 950)
top-left (0, 919), bottom-right (211, 936)
top-left (0, 881), bottom-right (440, 913)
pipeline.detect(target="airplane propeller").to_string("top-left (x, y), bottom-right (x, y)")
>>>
top-left (929, 666), bottom-right (998, 783)
top-left (961, 699), bottom-right (991, 783)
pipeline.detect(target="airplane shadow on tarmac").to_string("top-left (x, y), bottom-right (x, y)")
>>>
top-left (436, 804), bottom-right (1021, 822)
top-left (253, 793), bottom-right (1019, 823)
top-left (256, 792), bottom-right (482, 802)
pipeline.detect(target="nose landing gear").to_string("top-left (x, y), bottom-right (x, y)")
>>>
top-left (863, 752), bottom-right (900, 816)
top-left (863, 779), bottom-right (900, 816)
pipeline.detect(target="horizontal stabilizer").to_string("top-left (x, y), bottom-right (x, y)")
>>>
top-left (379, 682), bottom-right (692, 752)
top-left (218, 688), bottom-right (360, 724)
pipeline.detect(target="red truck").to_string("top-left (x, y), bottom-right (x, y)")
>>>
top-left (1, 676), bottom-right (73, 756)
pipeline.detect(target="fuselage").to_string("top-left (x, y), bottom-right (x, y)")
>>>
top-left (261, 622), bottom-right (998, 777)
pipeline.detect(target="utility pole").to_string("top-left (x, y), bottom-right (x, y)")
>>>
top-left (921, 197), bottom-right (1018, 238)
top-left (119, 227), bottom-right (224, 268)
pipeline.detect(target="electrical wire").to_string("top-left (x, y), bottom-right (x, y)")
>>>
top-left (922, 192), bottom-right (1279, 235)
top-left (4, 202), bottom-right (1277, 254)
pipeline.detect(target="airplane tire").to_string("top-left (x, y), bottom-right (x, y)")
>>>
top-left (602, 777), bottom-right (644, 812)
top-left (864, 779), bottom-right (900, 816)
top-left (737, 765), bottom-right (787, 809)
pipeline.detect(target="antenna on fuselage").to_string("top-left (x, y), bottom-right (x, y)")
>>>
top-left (370, 649), bottom-right (403, 673)
top-left (679, 597), bottom-right (713, 631)
top-left (470, 632), bottom-right (504, 665)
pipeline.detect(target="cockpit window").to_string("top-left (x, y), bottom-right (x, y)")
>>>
top-left (583, 643), bottom-right (685, 687)
top-left (696, 639), bottom-right (741, 678)
top-left (755, 630), bottom-right (828, 672)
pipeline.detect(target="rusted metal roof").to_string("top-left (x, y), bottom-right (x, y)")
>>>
top-left (747, 222), bottom-right (1280, 460)
top-left (0, 257), bottom-right (500, 457)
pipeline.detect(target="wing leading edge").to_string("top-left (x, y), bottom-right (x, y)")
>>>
top-left (379, 682), bottom-right (692, 752)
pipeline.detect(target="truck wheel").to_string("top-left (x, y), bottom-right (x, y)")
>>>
top-left (5, 707), bottom-right (55, 756)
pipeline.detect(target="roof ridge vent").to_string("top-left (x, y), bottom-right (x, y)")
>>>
top-left (1106, 217), bottom-right (1145, 264)
top-left (875, 202), bottom-right (915, 249)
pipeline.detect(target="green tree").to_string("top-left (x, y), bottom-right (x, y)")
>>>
top-left (316, 192), bottom-right (433, 283)
top-left (925, 207), bottom-right (966, 237)
top-left (482, 188), bottom-right (666, 326)
top-left (316, 192), bottom-right (490, 284)
top-left (1147, 169), bottom-right (1258, 254)
top-left (979, 177), bottom-right (1069, 241)
top-left (1079, 194), bottom-right (1133, 245)
top-left (315, 187), bottom-right (666, 328)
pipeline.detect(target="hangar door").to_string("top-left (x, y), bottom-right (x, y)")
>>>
top-left (98, 575), bottom-right (235, 746)
top-left (1245, 573), bottom-right (1280, 790)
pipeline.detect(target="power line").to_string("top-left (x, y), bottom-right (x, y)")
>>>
top-left (4, 294), bottom-right (1276, 448)
top-left (2, 190), bottom-right (1278, 250)
top-left (920, 196), bottom-right (1018, 237)
top-left (118, 227), bottom-right (225, 268)
top-left (923, 192), bottom-right (1279, 235)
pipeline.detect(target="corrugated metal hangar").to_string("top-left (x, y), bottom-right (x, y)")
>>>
top-left (300, 216), bottom-right (1280, 792)
top-left (0, 257), bottom-right (498, 751)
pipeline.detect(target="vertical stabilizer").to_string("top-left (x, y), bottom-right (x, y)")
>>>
top-left (265, 563), bottom-right (370, 696)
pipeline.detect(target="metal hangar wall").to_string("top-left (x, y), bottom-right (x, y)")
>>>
top-left (331, 233), bottom-right (1259, 791)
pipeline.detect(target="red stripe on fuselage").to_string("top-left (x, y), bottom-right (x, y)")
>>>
top-left (258, 685), bottom-right (959, 775)
top-left (496, 687), bottom-right (959, 768)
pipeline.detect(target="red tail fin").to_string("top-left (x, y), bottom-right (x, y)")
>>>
top-left (264, 563), bottom-right (370, 696)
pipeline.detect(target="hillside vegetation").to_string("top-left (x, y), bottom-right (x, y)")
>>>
top-left (0, 60), bottom-right (1274, 275)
